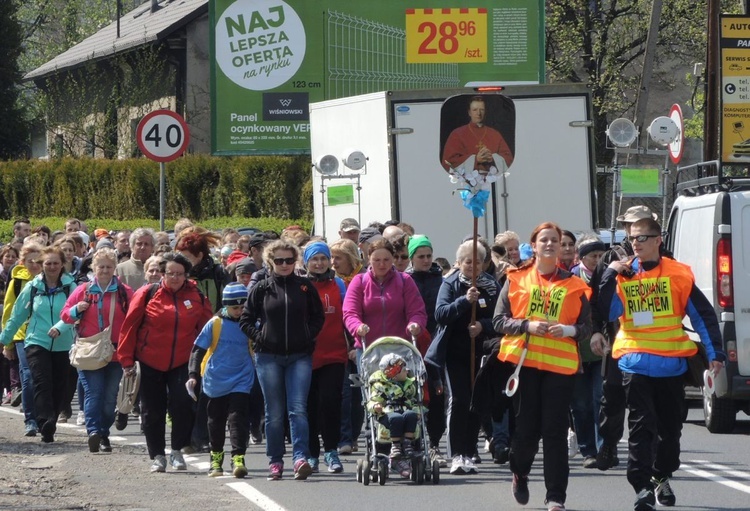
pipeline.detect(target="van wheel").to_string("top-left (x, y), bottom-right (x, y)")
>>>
top-left (704, 392), bottom-right (736, 433)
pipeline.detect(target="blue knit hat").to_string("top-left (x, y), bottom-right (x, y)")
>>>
top-left (303, 241), bottom-right (331, 265)
top-left (222, 282), bottom-right (248, 306)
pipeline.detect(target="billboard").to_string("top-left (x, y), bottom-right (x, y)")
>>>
top-left (210, 0), bottom-right (544, 155)
top-left (721, 15), bottom-right (750, 163)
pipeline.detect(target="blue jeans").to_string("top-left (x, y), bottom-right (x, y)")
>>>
top-left (571, 360), bottom-right (603, 457)
top-left (79, 361), bottom-right (122, 438)
top-left (15, 342), bottom-right (36, 425)
top-left (255, 352), bottom-right (312, 464)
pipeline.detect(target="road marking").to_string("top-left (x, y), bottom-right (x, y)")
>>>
top-left (682, 461), bottom-right (750, 494)
top-left (226, 482), bottom-right (287, 511)
top-left (686, 460), bottom-right (750, 482)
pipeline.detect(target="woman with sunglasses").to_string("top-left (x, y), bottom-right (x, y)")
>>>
top-left (117, 252), bottom-right (213, 473)
top-left (239, 240), bottom-right (325, 481)
top-left (0, 246), bottom-right (78, 443)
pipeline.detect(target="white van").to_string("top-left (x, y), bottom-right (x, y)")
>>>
top-left (665, 161), bottom-right (750, 433)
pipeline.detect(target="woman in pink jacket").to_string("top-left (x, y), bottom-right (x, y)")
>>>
top-left (61, 248), bottom-right (133, 453)
top-left (343, 238), bottom-right (427, 352)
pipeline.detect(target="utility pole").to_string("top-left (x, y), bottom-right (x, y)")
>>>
top-left (704, 0), bottom-right (720, 161)
top-left (633, 0), bottom-right (663, 144)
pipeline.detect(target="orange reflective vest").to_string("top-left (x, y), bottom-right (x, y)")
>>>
top-left (612, 257), bottom-right (697, 359)
top-left (498, 266), bottom-right (589, 375)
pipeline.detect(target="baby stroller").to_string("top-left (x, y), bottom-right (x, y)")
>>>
top-left (354, 336), bottom-right (440, 486)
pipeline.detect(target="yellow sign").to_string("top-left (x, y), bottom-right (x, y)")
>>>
top-left (527, 285), bottom-right (568, 321)
top-left (721, 15), bottom-right (750, 163)
top-left (405, 8), bottom-right (488, 64)
top-left (620, 278), bottom-right (674, 318)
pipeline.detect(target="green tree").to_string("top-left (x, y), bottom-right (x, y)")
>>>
top-left (545, 0), bottom-right (742, 162)
top-left (0, 0), bottom-right (29, 159)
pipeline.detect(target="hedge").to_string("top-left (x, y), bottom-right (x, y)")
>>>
top-left (0, 216), bottom-right (313, 242)
top-left (0, 155), bottom-right (314, 221)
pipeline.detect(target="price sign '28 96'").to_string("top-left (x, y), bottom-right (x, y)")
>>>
top-left (405, 8), bottom-right (487, 64)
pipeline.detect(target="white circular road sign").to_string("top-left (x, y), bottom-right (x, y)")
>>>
top-left (668, 104), bottom-right (684, 164)
top-left (136, 110), bottom-right (190, 162)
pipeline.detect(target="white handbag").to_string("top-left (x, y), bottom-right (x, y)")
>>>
top-left (69, 295), bottom-right (116, 370)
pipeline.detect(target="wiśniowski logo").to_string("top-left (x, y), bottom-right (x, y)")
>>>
top-left (263, 92), bottom-right (309, 120)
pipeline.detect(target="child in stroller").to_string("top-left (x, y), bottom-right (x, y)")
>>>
top-left (367, 353), bottom-right (422, 460)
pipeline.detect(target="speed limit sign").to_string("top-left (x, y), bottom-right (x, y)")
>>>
top-left (136, 110), bottom-right (190, 162)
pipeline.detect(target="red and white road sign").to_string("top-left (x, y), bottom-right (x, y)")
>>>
top-left (669, 104), bottom-right (684, 164)
top-left (136, 110), bottom-right (190, 163)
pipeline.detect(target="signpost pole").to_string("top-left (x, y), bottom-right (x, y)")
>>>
top-left (160, 162), bottom-right (166, 231)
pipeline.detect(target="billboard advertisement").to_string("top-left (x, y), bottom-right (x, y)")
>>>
top-left (210, 0), bottom-right (544, 155)
top-left (721, 15), bottom-right (750, 163)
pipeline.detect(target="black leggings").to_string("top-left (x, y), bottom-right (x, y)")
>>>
top-left (307, 363), bottom-right (344, 457)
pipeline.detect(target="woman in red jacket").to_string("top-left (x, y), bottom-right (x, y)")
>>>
top-left (302, 241), bottom-right (349, 474)
top-left (117, 252), bottom-right (213, 474)
top-left (61, 248), bottom-right (133, 453)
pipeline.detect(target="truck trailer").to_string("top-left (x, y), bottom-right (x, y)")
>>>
top-left (310, 84), bottom-right (598, 258)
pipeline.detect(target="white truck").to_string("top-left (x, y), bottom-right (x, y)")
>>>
top-left (309, 84), bottom-right (598, 258)
top-left (666, 161), bottom-right (750, 433)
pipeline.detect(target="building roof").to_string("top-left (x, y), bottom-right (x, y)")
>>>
top-left (25, 0), bottom-right (208, 81)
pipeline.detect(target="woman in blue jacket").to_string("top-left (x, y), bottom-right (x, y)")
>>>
top-left (0, 246), bottom-right (77, 443)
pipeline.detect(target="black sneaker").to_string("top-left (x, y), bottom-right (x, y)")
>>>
top-left (634, 488), bottom-right (656, 511)
top-left (494, 447), bottom-right (510, 465)
top-left (596, 444), bottom-right (617, 471)
top-left (471, 451), bottom-right (482, 464)
top-left (40, 421), bottom-right (55, 443)
top-left (100, 437), bottom-right (112, 453)
top-left (512, 473), bottom-right (530, 505)
top-left (88, 432), bottom-right (101, 453)
top-left (114, 412), bottom-right (128, 431)
top-left (651, 477), bottom-right (676, 506)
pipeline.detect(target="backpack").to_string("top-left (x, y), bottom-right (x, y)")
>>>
top-left (199, 316), bottom-right (252, 376)
top-left (85, 281), bottom-right (130, 314)
top-left (200, 318), bottom-right (223, 376)
top-left (142, 282), bottom-right (206, 308)
top-left (27, 282), bottom-right (73, 318)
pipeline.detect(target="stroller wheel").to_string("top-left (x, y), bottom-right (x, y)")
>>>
top-left (431, 460), bottom-right (440, 485)
top-left (415, 460), bottom-right (425, 485)
top-left (356, 459), bottom-right (363, 483)
top-left (378, 460), bottom-right (388, 486)
top-left (425, 459), bottom-right (432, 482)
top-left (363, 461), bottom-right (371, 486)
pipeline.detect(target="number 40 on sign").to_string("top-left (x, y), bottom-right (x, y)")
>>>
top-left (136, 110), bottom-right (191, 163)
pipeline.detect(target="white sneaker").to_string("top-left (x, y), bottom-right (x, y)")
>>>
top-left (450, 455), bottom-right (466, 475)
top-left (150, 455), bottom-right (167, 473)
top-left (169, 450), bottom-right (187, 470)
top-left (567, 428), bottom-right (578, 459)
top-left (76, 411), bottom-right (86, 426)
top-left (484, 439), bottom-right (492, 453)
top-left (463, 456), bottom-right (478, 474)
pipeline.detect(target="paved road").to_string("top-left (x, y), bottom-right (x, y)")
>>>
top-left (1, 404), bottom-right (748, 511)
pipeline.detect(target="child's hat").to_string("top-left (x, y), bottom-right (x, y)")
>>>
top-left (222, 282), bottom-right (248, 306)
